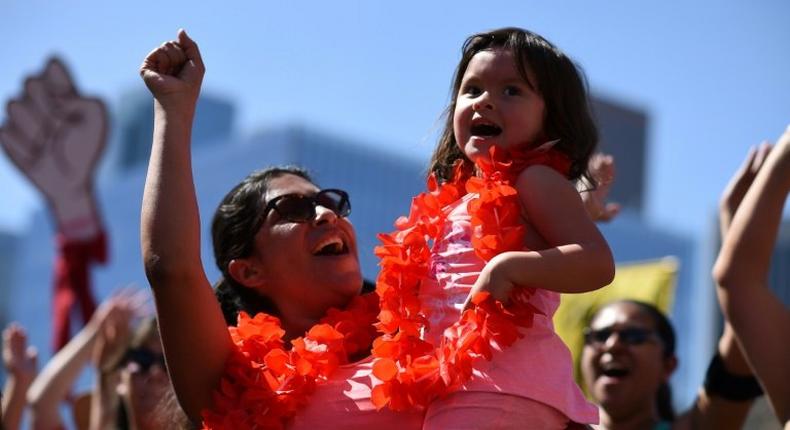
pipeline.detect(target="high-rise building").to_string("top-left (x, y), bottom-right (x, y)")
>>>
top-left (592, 97), bottom-right (649, 215)
top-left (113, 90), bottom-right (235, 171)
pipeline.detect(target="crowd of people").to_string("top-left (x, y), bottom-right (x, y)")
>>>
top-left (1, 26), bottom-right (788, 429)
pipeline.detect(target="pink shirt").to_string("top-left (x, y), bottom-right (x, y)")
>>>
top-left (418, 193), bottom-right (599, 424)
top-left (288, 356), bottom-right (423, 429)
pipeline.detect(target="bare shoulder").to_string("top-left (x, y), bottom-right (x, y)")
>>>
top-left (515, 164), bottom-right (576, 197)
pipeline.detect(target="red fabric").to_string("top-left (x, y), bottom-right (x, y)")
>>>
top-left (52, 231), bottom-right (107, 351)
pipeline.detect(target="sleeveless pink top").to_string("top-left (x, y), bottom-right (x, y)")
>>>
top-left (288, 356), bottom-right (423, 429)
top-left (418, 192), bottom-right (599, 424)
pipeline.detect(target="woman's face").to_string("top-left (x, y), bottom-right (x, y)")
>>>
top-left (119, 333), bottom-right (169, 429)
top-left (246, 173), bottom-right (362, 322)
top-left (581, 302), bottom-right (676, 417)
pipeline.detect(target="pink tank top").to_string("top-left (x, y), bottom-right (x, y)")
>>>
top-left (418, 192), bottom-right (599, 424)
top-left (288, 356), bottom-right (423, 429)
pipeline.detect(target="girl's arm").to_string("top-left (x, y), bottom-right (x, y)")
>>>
top-left (713, 126), bottom-right (790, 425)
top-left (139, 30), bottom-right (232, 424)
top-left (465, 165), bottom-right (614, 307)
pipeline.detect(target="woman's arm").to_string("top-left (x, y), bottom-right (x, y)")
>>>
top-left (88, 299), bottom-right (134, 430)
top-left (27, 297), bottom-right (130, 430)
top-left (713, 126), bottom-right (790, 425)
top-left (676, 145), bottom-right (771, 430)
top-left (139, 29), bottom-right (232, 424)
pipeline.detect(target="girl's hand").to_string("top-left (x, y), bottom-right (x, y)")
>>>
top-left (139, 29), bottom-right (204, 113)
top-left (462, 252), bottom-right (516, 312)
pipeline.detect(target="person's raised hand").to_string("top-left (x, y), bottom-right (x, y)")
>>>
top-left (0, 58), bottom-right (107, 237)
top-left (719, 143), bottom-right (772, 237)
top-left (2, 323), bottom-right (38, 382)
top-left (580, 153), bottom-right (620, 222)
top-left (89, 288), bottom-right (149, 371)
top-left (139, 29), bottom-right (205, 114)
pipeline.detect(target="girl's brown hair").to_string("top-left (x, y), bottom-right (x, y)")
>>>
top-left (429, 27), bottom-right (599, 185)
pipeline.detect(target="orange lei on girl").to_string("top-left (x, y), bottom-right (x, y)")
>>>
top-left (201, 146), bottom-right (570, 429)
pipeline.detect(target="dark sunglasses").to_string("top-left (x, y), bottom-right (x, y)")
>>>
top-left (583, 326), bottom-right (656, 347)
top-left (262, 189), bottom-right (351, 223)
top-left (121, 347), bottom-right (166, 372)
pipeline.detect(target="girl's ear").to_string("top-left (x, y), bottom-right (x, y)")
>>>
top-left (227, 258), bottom-right (267, 289)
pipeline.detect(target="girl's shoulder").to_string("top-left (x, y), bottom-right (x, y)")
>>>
top-left (515, 164), bottom-right (574, 194)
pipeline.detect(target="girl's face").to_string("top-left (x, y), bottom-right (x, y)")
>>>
top-left (453, 48), bottom-right (547, 165)
top-left (581, 302), bottom-right (676, 417)
top-left (245, 174), bottom-right (362, 323)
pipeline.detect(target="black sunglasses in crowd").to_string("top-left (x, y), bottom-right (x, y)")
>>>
top-left (262, 189), bottom-right (351, 224)
top-left (582, 326), bottom-right (657, 347)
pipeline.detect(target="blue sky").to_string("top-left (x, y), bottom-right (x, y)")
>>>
top-left (2, 0), bottom-right (789, 240)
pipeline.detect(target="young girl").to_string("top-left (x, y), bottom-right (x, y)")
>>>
top-left (371, 28), bottom-right (614, 429)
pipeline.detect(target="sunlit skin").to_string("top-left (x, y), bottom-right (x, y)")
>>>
top-left (581, 302), bottom-right (676, 428)
top-left (453, 48), bottom-right (547, 165)
top-left (119, 334), bottom-right (169, 430)
top-left (230, 173), bottom-right (362, 339)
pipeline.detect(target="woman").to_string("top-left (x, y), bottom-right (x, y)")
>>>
top-left (139, 30), bottom-right (422, 429)
top-left (580, 144), bottom-right (773, 430)
top-left (91, 316), bottom-right (189, 430)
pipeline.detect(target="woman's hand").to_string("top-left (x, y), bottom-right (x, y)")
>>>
top-left (718, 143), bottom-right (772, 237)
top-left (90, 289), bottom-right (147, 371)
top-left (139, 29), bottom-right (205, 116)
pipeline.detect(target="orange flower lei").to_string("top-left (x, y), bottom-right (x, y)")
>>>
top-left (201, 293), bottom-right (380, 429)
top-left (201, 145), bottom-right (570, 428)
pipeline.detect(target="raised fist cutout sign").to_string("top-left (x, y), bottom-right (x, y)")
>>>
top-left (1, 58), bottom-right (109, 350)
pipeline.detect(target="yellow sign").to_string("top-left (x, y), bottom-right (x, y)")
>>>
top-left (554, 257), bottom-right (678, 386)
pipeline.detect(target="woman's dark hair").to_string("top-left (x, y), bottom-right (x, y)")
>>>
top-left (429, 27), bottom-right (598, 185)
top-left (591, 300), bottom-right (677, 422)
top-left (211, 166), bottom-right (314, 326)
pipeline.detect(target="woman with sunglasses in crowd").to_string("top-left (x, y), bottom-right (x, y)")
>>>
top-left (91, 316), bottom-right (190, 430)
top-left (139, 30), bottom-right (423, 429)
top-left (579, 145), bottom-right (774, 430)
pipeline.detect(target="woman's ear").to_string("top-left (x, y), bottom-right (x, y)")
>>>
top-left (662, 355), bottom-right (678, 383)
top-left (227, 258), bottom-right (267, 289)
